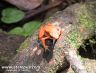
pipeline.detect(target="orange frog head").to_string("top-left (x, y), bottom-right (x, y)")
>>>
top-left (38, 22), bottom-right (61, 51)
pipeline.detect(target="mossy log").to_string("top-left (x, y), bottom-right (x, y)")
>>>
top-left (4, 3), bottom-right (96, 73)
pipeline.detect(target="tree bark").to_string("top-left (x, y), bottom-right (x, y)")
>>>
top-left (4, 3), bottom-right (96, 73)
top-left (0, 31), bottom-right (25, 73)
top-left (5, 0), bottom-right (43, 10)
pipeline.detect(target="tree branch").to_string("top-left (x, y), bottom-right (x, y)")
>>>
top-left (4, 3), bottom-right (96, 73)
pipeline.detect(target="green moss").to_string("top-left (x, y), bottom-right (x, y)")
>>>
top-left (69, 4), bottom-right (96, 49)
top-left (46, 63), bottom-right (59, 73)
top-left (76, 4), bottom-right (95, 31)
top-left (68, 31), bottom-right (82, 48)
top-left (48, 69), bottom-right (53, 73)
top-left (16, 39), bottom-right (29, 52)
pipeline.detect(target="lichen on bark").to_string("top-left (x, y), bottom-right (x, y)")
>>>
top-left (75, 3), bottom-right (96, 36)
top-left (67, 3), bottom-right (96, 49)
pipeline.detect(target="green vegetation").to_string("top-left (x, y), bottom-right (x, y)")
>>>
top-left (9, 27), bottom-right (24, 36)
top-left (68, 31), bottom-right (82, 48)
top-left (1, 7), bottom-right (41, 37)
top-left (9, 21), bottom-right (41, 37)
top-left (1, 8), bottom-right (25, 24)
top-left (76, 4), bottom-right (95, 31)
top-left (16, 38), bottom-right (30, 52)
top-left (68, 4), bottom-right (96, 49)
